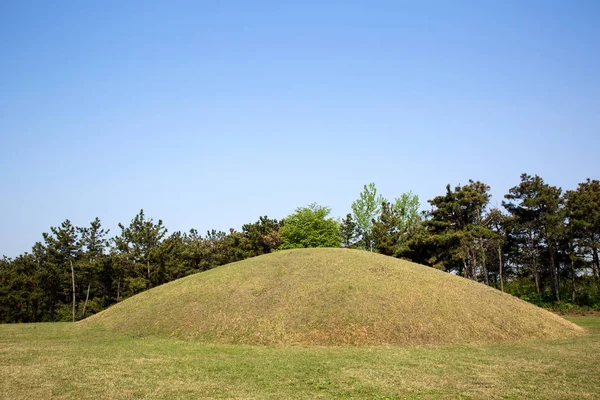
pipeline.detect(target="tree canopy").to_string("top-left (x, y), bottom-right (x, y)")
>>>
top-left (351, 183), bottom-right (385, 251)
top-left (280, 203), bottom-right (341, 249)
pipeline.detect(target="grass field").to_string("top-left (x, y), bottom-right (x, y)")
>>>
top-left (1, 316), bottom-right (599, 399)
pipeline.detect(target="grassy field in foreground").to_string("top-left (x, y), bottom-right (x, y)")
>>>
top-left (0, 317), bottom-right (599, 399)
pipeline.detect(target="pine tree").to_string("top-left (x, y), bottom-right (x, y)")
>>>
top-left (339, 213), bottom-right (358, 248)
top-left (426, 180), bottom-right (493, 281)
top-left (79, 217), bottom-right (109, 318)
top-left (114, 210), bottom-right (167, 290)
top-left (504, 174), bottom-right (563, 301)
top-left (565, 179), bottom-right (600, 291)
top-left (43, 220), bottom-right (81, 322)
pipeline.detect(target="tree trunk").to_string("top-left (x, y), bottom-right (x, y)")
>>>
top-left (498, 246), bottom-right (504, 292)
top-left (548, 240), bottom-right (560, 302)
top-left (481, 247), bottom-right (489, 285)
top-left (147, 259), bottom-right (151, 289)
top-left (529, 235), bottom-right (540, 294)
top-left (592, 244), bottom-right (600, 291)
top-left (32, 297), bottom-right (38, 322)
top-left (472, 250), bottom-right (478, 281)
top-left (81, 282), bottom-right (91, 318)
top-left (70, 259), bottom-right (76, 322)
top-left (116, 277), bottom-right (121, 302)
top-left (570, 254), bottom-right (576, 303)
top-left (533, 254), bottom-right (540, 294)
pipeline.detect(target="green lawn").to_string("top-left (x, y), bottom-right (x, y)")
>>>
top-left (0, 316), bottom-right (599, 399)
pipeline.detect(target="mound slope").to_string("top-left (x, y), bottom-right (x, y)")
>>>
top-left (83, 248), bottom-right (583, 345)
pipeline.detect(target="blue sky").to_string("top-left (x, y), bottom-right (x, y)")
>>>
top-left (1, 1), bottom-right (598, 257)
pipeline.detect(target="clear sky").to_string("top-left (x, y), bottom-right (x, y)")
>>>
top-left (1, 1), bottom-right (598, 257)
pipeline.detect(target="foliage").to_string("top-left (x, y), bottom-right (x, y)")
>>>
top-left (423, 180), bottom-right (494, 280)
top-left (372, 191), bottom-right (422, 256)
top-left (241, 216), bottom-right (283, 256)
top-left (114, 209), bottom-right (167, 289)
top-left (279, 203), bottom-right (341, 249)
top-left (339, 213), bottom-right (358, 248)
top-left (351, 183), bottom-right (386, 251)
top-left (43, 219), bottom-right (81, 322)
top-left (503, 174), bottom-right (563, 301)
top-left (565, 179), bottom-right (600, 291)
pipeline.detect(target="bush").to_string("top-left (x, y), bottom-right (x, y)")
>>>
top-left (504, 279), bottom-right (544, 306)
top-left (81, 297), bottom-right (104, 318)
top-left (544, 301), bottom-right (600, 315)
top-left (54, 303), bottom-right (74, 322)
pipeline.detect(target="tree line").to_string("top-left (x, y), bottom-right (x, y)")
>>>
top-left (1, 173), bottom-right (599, 323)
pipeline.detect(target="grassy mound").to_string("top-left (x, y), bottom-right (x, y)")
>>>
top-left (82, 248), bottom-right (584, 346)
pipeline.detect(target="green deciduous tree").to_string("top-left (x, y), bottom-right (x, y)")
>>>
top-left (280, 203), bottom-right (341, 249)
top-left (394, 191), bottom-right (422, 237)
top-left (351, 183), bottom-right (386, 251)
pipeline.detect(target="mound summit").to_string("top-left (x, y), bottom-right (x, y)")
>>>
top-left (83, 248), bottom-right (583, 346)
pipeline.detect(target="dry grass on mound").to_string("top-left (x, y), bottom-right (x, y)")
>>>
top-left (82, 248), bottom-right (584, 346)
